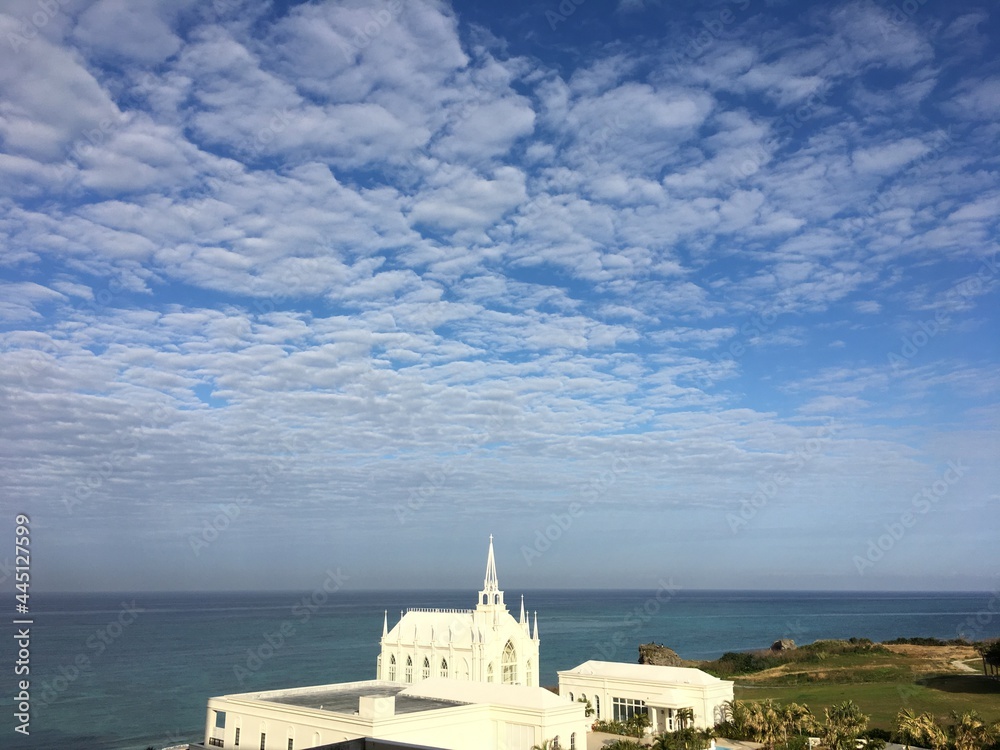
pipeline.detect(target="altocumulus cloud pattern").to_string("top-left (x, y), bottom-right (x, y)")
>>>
top-left (0, 0), bottom-right (997, 592)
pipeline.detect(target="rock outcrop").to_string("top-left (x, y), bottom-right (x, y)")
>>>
top-left (771, 639), bottom-right (796, 652)
top-left (638, 643), bottom-right (684, 666)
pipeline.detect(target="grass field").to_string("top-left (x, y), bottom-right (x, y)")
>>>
top-left (700, 640), bottom-right (1000, 730)
top-left (735, 675), bottom-right (1000, 729)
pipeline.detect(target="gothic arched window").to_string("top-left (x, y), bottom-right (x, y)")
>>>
top-left (405, 656), bottom-right (412, 683)
top-left (502, 640), bottom-right (517, 684)
top-left (440, 658), bottom-right (448, 678)
top-left (422, 657), bottom-right (430, 680)
top-left (486, 663), bottom-right (494, 682)
top-left (388, 654), bottom-right (396, 681)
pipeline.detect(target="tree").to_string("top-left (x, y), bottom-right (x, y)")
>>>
top-left (577, 697), bottom-right (594, 717)
top-left (676, 707), bottom-right (695, 731)
top-left (822, 700), bottom-right (869, 750)
top-left (780, 702), bottom-right (815, 745)
top-left (950, 710), bottom-right (999, 750)
top-left (894, 709), bottom-right (947, 750)
top-left (894, 708), bottom-right (922, 750)
top-left (977, 640), bottom-right (1000, 679)
top-left (746, 699), bottom-right (785, 750)
top-left (720, 699), bottom-right (752, 739)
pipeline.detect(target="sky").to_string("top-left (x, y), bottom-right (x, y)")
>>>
top-left (0, 0), bottom-right (998, 593)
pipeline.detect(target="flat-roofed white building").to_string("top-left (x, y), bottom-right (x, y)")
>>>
top-left (557, 660), bottom-right (733, 734)
top-left (198, 678), bottom-right (587, 750)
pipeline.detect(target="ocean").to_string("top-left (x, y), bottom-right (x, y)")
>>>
top-left (4, 589), bottom-right (998, 750)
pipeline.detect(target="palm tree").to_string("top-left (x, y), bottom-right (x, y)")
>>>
top-left (780, 702), bottom-right (814, 746)
top-left (895, 710), bottom-right (948, 750)
top-left (950, 710), bottom-right (998, 750)
top-left (822, 700), bottom-right (868, 750)
top-left (721, 699), bottom-right (751, 738)
top-left (746, 699), bottom-right (784, 750)
top-left (676, 707), bottom-right (695, 731)
top-left (531, 741), bottom-right (553, 750)
top-left (919, 713), bottom-right (949, 750)
top-left (894, 708), bottom-right (922, 750)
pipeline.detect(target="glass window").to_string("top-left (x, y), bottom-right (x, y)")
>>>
top-left (422, 657), bottom-right (430, 680)
top-left (260, 733), bottom-right (266, 750)
top-left (388, 654), bottom-right (396, 681)
top-left (612, 697), bottom-right (647, 722)
top-left (235, 728), bottom-right (241, 747)
top-left (502, 640), bottom-right (517, 684)
top-left (405, 656), bottom-right (413, 683)
top-left (441, 658), bottom-right (448, 678)
top-left (215, 711), bottom-right (226, 729)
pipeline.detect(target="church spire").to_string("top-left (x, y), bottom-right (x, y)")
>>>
top-left (382, 610), bottom-right (388, 638)
top-left (478, 534), bottom-right (504, 608)
top-left (533, 610), bottom-right (539, 641)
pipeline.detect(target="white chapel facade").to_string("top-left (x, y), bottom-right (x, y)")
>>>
top-left (376, 536), bottom-right (540, 687)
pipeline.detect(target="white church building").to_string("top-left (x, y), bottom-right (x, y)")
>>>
top-left (195, 537), bottom-right (732, 750)
top-left (376, 535), bottom-right (540, 688)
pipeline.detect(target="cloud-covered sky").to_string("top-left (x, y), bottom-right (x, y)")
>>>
top-left (1, 0), bottom-right (997, 592)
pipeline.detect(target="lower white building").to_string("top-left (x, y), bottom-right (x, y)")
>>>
top-left (557, 661), bottom-right (734, 734)
top-left (199, 678), bottom-right (587, 750)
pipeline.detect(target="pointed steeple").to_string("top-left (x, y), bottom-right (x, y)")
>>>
top-left (382, 610), bottom-right (388, 638)
top-left (478, 534), bottom-right (505, 609)
top-left (519, 595), bottom-right (526, 623)
top-left (533, 610), bottom-right (539, 642)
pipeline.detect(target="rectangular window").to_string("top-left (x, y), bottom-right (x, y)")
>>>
top-left (612, 697), bottom-right (647, 722)
top-left (215, 711), bottom-right (226, 729)
top-left (208, 740), bottom-right (224, 748)
top-left (287, 739), bottom-right (294, 750)
top-left (260, 733), bottom-right (266, 750)
top-left (235, 728), bottom-right (241, 746)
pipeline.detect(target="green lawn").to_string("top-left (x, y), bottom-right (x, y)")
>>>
top-left (735, 675), bottom-right (1000, 730)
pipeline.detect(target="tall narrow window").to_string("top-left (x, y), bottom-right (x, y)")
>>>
top-left (405, 656), bottom-right (413, 683)
top-left (502, 640), bottom-right (517, 684)
top-left (422, 657), bottom-right (430, 680)
top-left (486, 663), bottom-right (494, 682)
top-left (440, 658), bottom-right (448, 678)
top-left (287, 739), bottom-right (293, 750)
top-left (235, 728), bottom-right (240, 746)
top-left (388, 654), bottom-right (396, 681)
top-left (595, 696), bottom-right (600, 719)
top-left (526, 659), bottom-right (533, 686)
top-left (260, 733), bottom-right (266, 750)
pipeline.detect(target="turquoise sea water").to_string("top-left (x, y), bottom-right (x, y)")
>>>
top-left (4, 590), bottom-right (998, 750)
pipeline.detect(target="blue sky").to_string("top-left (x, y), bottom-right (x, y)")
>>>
top-left (0, 0), bottom-right (997, 593)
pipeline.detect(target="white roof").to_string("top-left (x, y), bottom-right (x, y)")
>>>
top-left (401, 678), bottom-right (571, 711)
top-left (559, 660), bottom-right (728, 687)
top-left (386, 609), bottom-right (527, 648)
